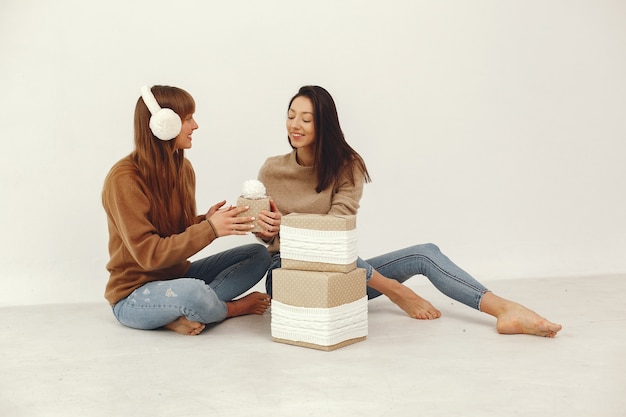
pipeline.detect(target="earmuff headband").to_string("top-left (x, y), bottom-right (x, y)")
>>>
top-left (140, 85), bottom-right (182, 141)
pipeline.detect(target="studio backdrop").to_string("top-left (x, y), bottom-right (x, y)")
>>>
top-left (0, 0), bottom-right (624, 306)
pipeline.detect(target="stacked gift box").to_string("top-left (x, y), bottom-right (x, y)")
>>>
top-left (271, 213), bottom-right (368, 351)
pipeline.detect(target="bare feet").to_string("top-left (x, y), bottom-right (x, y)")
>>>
top-left (161, 292), bottom-right (270, 335)
top-left (495, 304), bottom-right (562, 337)
top-left (226, 291), bottom-right (271, 318)
top-left (386, 281), bottom-right (442, 320)
top-left (367, 271), bottom-right (441, 319)
top-left (164, 316), bottom-right (206, 336)
top-left (481, 292), bottom-right (562, 337)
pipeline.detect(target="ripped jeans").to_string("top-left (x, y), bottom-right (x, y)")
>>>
top-left (112, 243), bottom-right (270, 330)
top-left (265, 243), bottom-right (489, 310)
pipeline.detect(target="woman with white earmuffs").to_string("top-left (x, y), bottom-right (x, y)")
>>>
top-left (102, 85), bottom-right (271, 335)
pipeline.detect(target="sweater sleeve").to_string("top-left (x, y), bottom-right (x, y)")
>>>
top-left (104, 173), bottom-right (217, 272)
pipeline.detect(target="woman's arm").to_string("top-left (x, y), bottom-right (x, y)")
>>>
top-left (104, 176), bottom-right (217, 271)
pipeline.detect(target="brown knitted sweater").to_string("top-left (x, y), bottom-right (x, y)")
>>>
top-left (102, 156), bottom-right (217, 305)
top-left (258, 150), bottom-right (364, 253)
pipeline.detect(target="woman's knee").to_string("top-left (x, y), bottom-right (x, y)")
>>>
top-left (412, 242), bottom-right (441, 256)
top-left (113, 279), bottom-right (222, 329)
top-left (165, 278), bottom-right (214, 305)
top-left (248, 243), bottom-right (272, 267)
top-left (175, 279), bottom-right (227, 321)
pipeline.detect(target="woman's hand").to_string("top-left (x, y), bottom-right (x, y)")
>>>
top-left (206, 200), bottom-right (227, 219)
top-left (205, 202), bottom-right (255, 237)
top-left (254, 199), bottom-right (282, 241)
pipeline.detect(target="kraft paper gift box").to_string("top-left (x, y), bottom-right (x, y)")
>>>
top-left (280, 213), bottom-right (358, 273)
top-left (236, 196), bottom-right (270, 233)
top-left (236, 180), bottom-right (270, 233)
top-left (271, 267), bottom-right (368, 351)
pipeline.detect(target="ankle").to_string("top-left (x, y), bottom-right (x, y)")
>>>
top-left (384, 279), bottom-right (406, 299)
top-left (479, 292), bottom-right (509, 317)
top-left (225, 301), bottom-right (238, 318)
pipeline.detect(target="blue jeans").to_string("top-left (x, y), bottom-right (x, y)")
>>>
top-left (265, 243), bottom-right (488, 310)
top-left (112, 243), bottom-right (271, 330)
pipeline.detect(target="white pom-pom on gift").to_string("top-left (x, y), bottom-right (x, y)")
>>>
top-left (241, 179), bottom-right (267, 199)
top-left (237, 180), bottom-right (270, 233)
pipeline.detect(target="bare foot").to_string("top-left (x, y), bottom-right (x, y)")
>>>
top-left (495, 304), bottom-right (562, 337)
top-left (480, 292), bottom-right (562, 337)
top-left (164, 316), bottom-right (206, 336)
top-left (387, 283), bottom-right (442, 320)
top-left (226, 291), bottom-right (271, 318)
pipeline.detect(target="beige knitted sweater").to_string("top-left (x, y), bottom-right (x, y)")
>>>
top-left (258, 150), bottom-right (364, 254)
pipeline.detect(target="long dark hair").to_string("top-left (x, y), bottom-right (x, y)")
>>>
top-left (288, 85), bottom-right (371, 192)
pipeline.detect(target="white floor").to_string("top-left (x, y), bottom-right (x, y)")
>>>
top-left (1, 274), bottom-right (624, 417)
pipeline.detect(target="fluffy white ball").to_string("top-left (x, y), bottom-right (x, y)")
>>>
top-left (241, 179), bottom-right (267, 199)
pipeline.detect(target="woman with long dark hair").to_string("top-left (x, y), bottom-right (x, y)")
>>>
top-left (255, 85), bottom-right (562, 337)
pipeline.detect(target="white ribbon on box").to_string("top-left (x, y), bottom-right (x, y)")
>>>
top-left (280, 226), bottom-right (358, 265)
top-left (271, 296), bottom-right (368, 346)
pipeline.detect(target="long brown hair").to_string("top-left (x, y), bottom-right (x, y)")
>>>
top-left (288, 85), bottom-right (371, 192)
top-left (131, 85), bottom-right (196, 237)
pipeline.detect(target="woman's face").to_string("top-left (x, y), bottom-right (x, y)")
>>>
top-left (174, 114), bottom-right (198, 150)
top-left (286, 96), bottom-right (316, 151)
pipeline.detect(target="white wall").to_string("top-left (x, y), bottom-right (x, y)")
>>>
top-left (1, 0), bottom-right (624, 307)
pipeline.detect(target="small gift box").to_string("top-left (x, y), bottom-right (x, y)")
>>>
top-left (236, 179), bottom-right (270, 233)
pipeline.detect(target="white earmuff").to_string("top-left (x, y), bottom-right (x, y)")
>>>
top-left (140, 85), bottom-right (182, 141)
